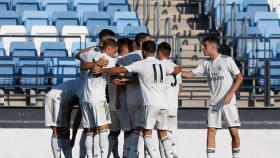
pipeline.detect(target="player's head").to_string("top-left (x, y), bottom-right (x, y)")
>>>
top-left (102, 38), bottom-right (117, 57)
top-left (202, 36), bottom-right (219, 56)
top-left (142, 40), bottom-right (157, 58)
top-left (158, 42), bottom-right (171, 59)
top-left (128, 39), bottom-right (137, 52)
top-left (135, 33), bottom-right (151, 50)
top-left (117, 37), bottom-right (131, 56)
top-left (99, 29), bottom-right (116, 48)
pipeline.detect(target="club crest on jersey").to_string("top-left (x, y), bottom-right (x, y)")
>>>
top-left (218, 65), bottom-right (222, 71)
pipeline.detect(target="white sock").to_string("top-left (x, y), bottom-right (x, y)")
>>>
top-left (108, 135), bottom-right (119, 158)
top-left (61, 137), bottom-right (72, 158)
top-left (85, 132), bottom-right (94, 158)
top-left (93, 133), bottom-right (99, 157)
top-left (232, 148), bottom-right (240, 158)
top-left (99, 129), bottom-right (109, 158)
top-left (123, 133), bottom-right (131, 158)
top-left (51, 135), bottom-right (62, 158)
top-left (206, 148), bottom-right (215, 158)
top-left (167, 132), bottom-right (178, 158)
top-left (79, 131), bottom-right (86, 158)
top-left (144, 135), bottom-right (157, 158)
top-left (161, 136), bottom-right (173, 158)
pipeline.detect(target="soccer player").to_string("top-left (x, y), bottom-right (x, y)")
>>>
top-left (75, 29), bottom-right (116, 158)
top-left (44, 79), bottom-right (83, 158)
top-left (181, 36), bottom-right (243, 158)
top-left (92, 40), bottom-right (181, 158)
top-left (157, 42), bottom-right (182, 158)
top-left (78, 38), bottom-right (118, 158)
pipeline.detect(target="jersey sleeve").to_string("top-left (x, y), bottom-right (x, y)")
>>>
top-left (177, 72), bottom-right (182, 84)
top-left (80, 51), bottom-right (99, 62)
top-left (192, 63), bottom-right (205, 76)
top-left (124, 60), bottom-right (142, 73)
top-left (227, 57), bottom-right (240, 76)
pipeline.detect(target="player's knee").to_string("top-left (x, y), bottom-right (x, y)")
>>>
top-left (84, 128), bottom-right (94, 133)
top-left (157, 130), bottom-right (167, 139)
top-left (98, 124), bottom-right (109, 131)
top-left (207, 128), bottom-right (217, 135)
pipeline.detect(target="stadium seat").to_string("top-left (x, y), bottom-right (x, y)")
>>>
top-left (0, 0), bottom-right (10, 10)
top-left (243, 0), bottom-right (270, 17)
top-left (123, 26), bottom-right (148, 36)
top-left (0, 41), bottom-right (6, 56)
top-left (54, 58), bottom-right (80, 83)
top-left (258, 60), bottom-right (280, 88)
top-left (254, 12), bottom-right (279, 29)
top-left (61, 25), bottom-right (89, 56)
top-left (0, 25), bottom-right (27, 56)
top-left (12, 0), bottom-right (40, 17)
top-left (22, 11), bottom-right (49, 34)
top-left (113, 11), bottom-right (140, 35)
top-left (31, 25), bottom-right (58, 56)
top-left (42, 0), bottom-right (68, 17)
top-left (10, 41), bottom-right (37, 58)
top-left (0, 11), bottom-right (19, 25)
top-left (91, 25), bottom-right (118, 37)
top-left (41, 41), bottom-right (68, 58)
top-left (52, 11), bottom-right (79, 34)
top-left (0, 58), bottom-right (15, 86)
top-left (83, 11), bottom-right (110, 35)
top-left (104, 0), bottom-right (130, 15)
top-left (73, 0), bottom-right (99, 20)
top-left (265, 27), bottom-right (280, 56)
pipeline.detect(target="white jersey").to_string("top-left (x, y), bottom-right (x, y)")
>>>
top-left (192, 55), bottom-right (240, 106)
top-left (120, 52), bottom-right (144, 107)
top-left (80, 52), bottom-right (117, 103)
top-left (162, 59), bottom-right (182, 116)
top-left (80, 47), bottom-right (101, 81)
top-left (125, 56), bottom-right (174, 109)
top-left (46, 80), bottom-right (83, 105)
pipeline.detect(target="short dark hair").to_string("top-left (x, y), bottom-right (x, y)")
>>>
top-left (202, 36), bottom-right (220, 47)
top-left (135, 33), bottom-right (151, 48)
top-left (99, 29), bottom-right (116, 39)
top-left (103, 38), bottom-right (117, 49)
top-left (142, 40), bottom-right (156, 53)
top-left (158, 42), bottom-right (171, 56)
top-left (117, 37), bottom-right (131, 50)
top-left (128, 39), bottom-right (137, 52)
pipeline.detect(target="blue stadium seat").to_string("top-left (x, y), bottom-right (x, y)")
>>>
top-left (226, 12), bottom-right (252, 37)
top-left (254, 12), bottom-right (279, 32)
top-left (0, 58), bottom-right (15, 86)
top-left (258, 60), bottom-right (280, 88)
top-left (265, 27), bottom-right (280, 56)
top-left (0, 0), bottom-right (10, 10)
top-left (91, 25), bottom-right (118, 37)
top-left (41, 41), bottom-right (68, 57)
top-left (113, 11), bottom-right (140, 35)
top-left (12, 0), bottom-right (40, 17)
top-left (0, 42), bottom-right (6, 56)
top-left (123, 26), bottom-right (148, 36)
top-left (243, 0), bottom-right (270, 17)
top-left (105, 3), bottom-right (130, 17)
top-left (42, 0), bottom-right (68, 17)
top-left (52, 11), bottom-right (79, 34)
top-left (10, 41), bottom-right (37, 58)
top-left (0, 11), bottom-right (19, 25)
top-left (22, 11), bottom-right (49, 33)
top-left (83, 11), bottom-right (110, 35)
top-left (73, 0), bottom-right (99, 20)
top-left (54, 57), bottom-right (80, 83)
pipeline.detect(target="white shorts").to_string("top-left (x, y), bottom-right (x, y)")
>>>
top-left (81, 101), bottom-right (111, 128)
top-left (167, 116), bottom-right (178, 132)
top-left (119, 105), bottom-right (133, 131)
top-left (44, 95), bottom-right (68, 127)
top-left (207, 103), bottom-right (241, 128)
top-left (127, 106), bottom-right (145, 129)
top-left (110, 110), bottom-right (121, 131)
top-left (144, 106), bottom-right (169, 130)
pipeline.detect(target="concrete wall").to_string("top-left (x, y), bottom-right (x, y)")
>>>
top-left (0, 129), bottom-right (279, 158)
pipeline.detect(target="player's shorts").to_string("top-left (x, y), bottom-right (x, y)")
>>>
top-left (167, 116), bottom-right (178, 132)
top-left (207, 103), bottom-right (241, 128)
top-left (119, 105), bottom-right (133, 131)
top-left (144, 106), bottom-right (169, 130)
top-left (44, 95), bottom-right (67, 127)
top-left (81, 101), bottom-right (111, 128)
top-left (109, 110), bottom-right (121, 131)
top-left (127, 106), bottom-right (145, 129)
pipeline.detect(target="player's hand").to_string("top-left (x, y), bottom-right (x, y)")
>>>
top-left (173, 66), bottom-right (182, 75)
top-left (224, 92), bottom-right (234, 105)
top-left (112, 79), bottom-right (125, 86)
top-left (96, 58), bottom-right (108, 67)
top-left (91, 65), bottom-right (102, 75)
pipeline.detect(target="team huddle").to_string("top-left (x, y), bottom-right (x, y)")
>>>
top-left (44, 29), bottom-right (243, 158)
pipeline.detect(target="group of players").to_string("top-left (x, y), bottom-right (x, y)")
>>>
top-left (44, 29), bottom-right (243, 158)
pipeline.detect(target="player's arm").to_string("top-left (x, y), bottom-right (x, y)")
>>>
top-left (80, 59), bottom-right (108, 71)
top-left (75, 46), bottom-right (96, 60)
top-left (93, 66), bottom-right (128, 75)
top-left (224, 73), bottom-right (243, 104)
top-left (70, 106), bottom-right (82, 148)
top-left (181, 71), bottom-right (194, 79)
